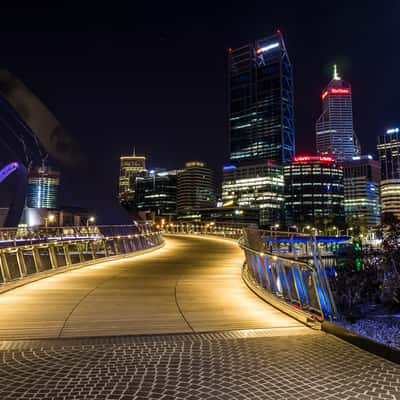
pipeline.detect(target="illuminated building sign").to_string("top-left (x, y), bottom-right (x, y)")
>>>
top-left (386, 128), bottom-right (399, 134)
top-left (321, 88), bottom-right (350, 100)
top-left (256, 42), bottom-right (280, 55)
top-left (293, 155), bottom-right (335, 163)
top-left (330, 88), bottom-right (350, 95)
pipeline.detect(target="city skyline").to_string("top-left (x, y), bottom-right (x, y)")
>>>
top-left (0, 3), bottom-right (398, 223)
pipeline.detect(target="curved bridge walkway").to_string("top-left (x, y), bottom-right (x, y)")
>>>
top-left (0, 235), bottom-right (399, 399)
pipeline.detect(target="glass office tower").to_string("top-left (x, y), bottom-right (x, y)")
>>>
top-left (222, 161), bottom-right (284, 227)
top-left (284, 155), bottom-right (345, 230)
top-left (229, 31), bottom-right (295, 164)
top-left (177, 161), bottom-right (216, 215)
top-left (136, 170), bottom-right (177, 222)
top-left (316, 65), bottom-right (360, 161)
top-left (342, 155), bottom-right (380, 227)
top-left (27, 165), bottom-right (60, 209)
top-left (118, 150), bottom-right (147, 209)
top-left (377, 128), bottom-right (400, 219)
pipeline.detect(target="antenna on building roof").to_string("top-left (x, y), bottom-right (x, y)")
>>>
top-left (133, 146), bottom-right (136, 156)
top-left (333, 64), bottom-right (340, 80)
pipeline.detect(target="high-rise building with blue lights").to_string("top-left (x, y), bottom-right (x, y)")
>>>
top-left (27, 165), bottom-right (60, 209)
top-left (229, 31), bottom-right (295, 164)
top-left (316, 65), bottom-right (360, 162)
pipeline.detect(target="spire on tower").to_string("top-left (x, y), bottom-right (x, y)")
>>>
top-left (133, 146), bottom-right (136, 156)
top-left (333, 64), bottom-right (340, 80)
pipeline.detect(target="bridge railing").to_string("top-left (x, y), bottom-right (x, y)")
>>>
top-left (240, 228), bottom-right (337, 321)
top-left (0, 222), bottom-right (155, 247)
top-left (163, 222), bottom-right (338, 321)
top-left (0, 226), bottom-right (163, 285)
top-left (162, 222), bottom-right (244, 239)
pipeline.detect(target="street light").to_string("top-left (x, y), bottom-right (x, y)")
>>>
top-left (332, 226), bottom-right (339, 237)
top-left (87, 216), bottom-right (95, 227)
top-left (302, 225), bottom-right (311, 233)
top-left (346, 227), bottom-right (354, 236)
top-left (44, 213), bottom-right (56, 228)
top-left (270, 223), bottom-right (280, 236)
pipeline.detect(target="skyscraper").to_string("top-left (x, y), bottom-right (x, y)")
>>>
top-left (27, 165), bottom-right (60, 209)
top-left (136, 170), bottom-right (177, 222)
top-left (177, 161), bottom-right (215, 214)
top-left (377, 128), bottom-right (400, 219)
top-left (222, 161), bottom-right (284, 226)
top-left (284, 155), bottom-right (345, 230)
top-left (316, 65), bottom-right (360, 161)
top-left (342, 155), bottom-right (380, 227)
top-left (229, 31), bottom-right (295, 163)
top-left (118, 150), bottom-right (147, 208)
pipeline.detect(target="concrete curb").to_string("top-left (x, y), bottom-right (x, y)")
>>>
top-left (322, 321), bottom-right (400, 364)
top-left (0, 241), bottom-right (165, 296)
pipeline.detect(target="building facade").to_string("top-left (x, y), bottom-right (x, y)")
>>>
top-left (316, 66), bottom-right (360, 161)
top-left (222, 161), bottom-right (284, 227)
top-left (118, 151), bottom-right (146, 208)
top-left (284, 155), bottom-right (345, 230)
top-left (377, 128), bottom-right (400, 219)
top-left (27, 165), bottom-right (60, 209)
top-left (342, 155), bottom-right (380, 227)
top-left (136, 170), bottom-right (177, 222)
top-left (177, 162), bottom-right (215, 215)
top-left (229, 31), bottom-right (295, 164)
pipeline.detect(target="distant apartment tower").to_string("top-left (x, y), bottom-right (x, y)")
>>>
top-left (222, 161), bottom-right (284, 227)
top-left (118, 150), bottom-right (146, 207)
top-left (27, 165), bottom-right (60, 209)
top-left (177, 162), bottom-right (215, 214)
top-left (284, 155), bottom-right (345, 230)
top-left (316, 66), bottom-right (360, 161)
top-left (136, 170), bottom-right (177, 222)
top-left (342, 155), bottom-right (380, 227)
top-left (229, 31), bottom-right (295, 164)
top-left (377, 128), bottom-right (400, 219)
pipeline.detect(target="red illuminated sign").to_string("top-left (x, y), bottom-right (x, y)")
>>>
top-left (321, 91), bottom-right (329, 100)
top-left (293, 155), bottom-right (334, 163)
top-left (330, 88), bottom-right (350, 95)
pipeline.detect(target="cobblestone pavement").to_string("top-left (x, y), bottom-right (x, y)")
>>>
top-left (1, 327), bottom-right (399, 400)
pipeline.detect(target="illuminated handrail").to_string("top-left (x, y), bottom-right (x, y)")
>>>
top-left (0, 223), bottom-right (156, 247)
top-left (0, 229), bottom-right (164, 285)
top-left (240, 228), bottom-right (337, 321)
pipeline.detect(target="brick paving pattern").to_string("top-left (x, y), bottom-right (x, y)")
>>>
top-left (1, 328), bottom-right (399, 400)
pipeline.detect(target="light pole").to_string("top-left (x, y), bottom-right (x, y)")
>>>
top-left (45, 213), bottom-right (56, 229)
top-left (87, 216), bottom-right (95, 227)
top-left (302, 225), bottom-right (311, 233)
top-left (331, 226), bottom-right (339, 237)
top-left (346, 227), bottom-right (353, 236)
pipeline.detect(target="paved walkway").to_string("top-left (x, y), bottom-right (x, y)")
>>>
top-left (0, 235), bottom-right (301, 339)
top-left (0, 235), bottom-right (399, 400)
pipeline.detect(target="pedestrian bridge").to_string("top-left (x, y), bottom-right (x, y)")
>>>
top-left (0, 229), bottom-right (399, 400)
top-left (0, 235), bottom-right (305, 339)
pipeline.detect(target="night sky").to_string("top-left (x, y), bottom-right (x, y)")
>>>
top-left (0, 2), bottom-right (399, 223)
